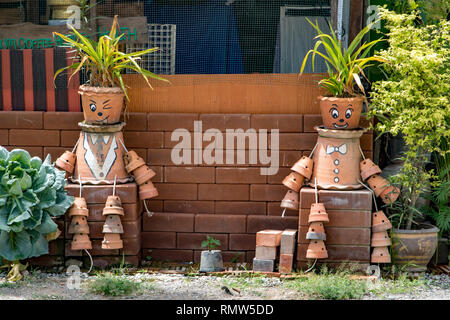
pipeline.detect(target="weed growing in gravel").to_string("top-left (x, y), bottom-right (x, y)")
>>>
top-left (371, 273), bottom-right (426, 296)
top-left (284, 266), bottom-right (368, 300)
top-left (88, 273), bottom-right (141, 297)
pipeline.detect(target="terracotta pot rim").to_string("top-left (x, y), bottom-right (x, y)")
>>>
top-left (315, 125), bottom-right (367, 138)
top-left (393, 224), bottom-right (439, 234)
top-left (78, 121), bottom-right (126, 133)
top-left (79, 84), bottom-right (125, 95)
top-left (318, 95), bottom-right (366, 101)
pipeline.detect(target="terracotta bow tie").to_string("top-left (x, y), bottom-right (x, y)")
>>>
top-left (326, 144), bottom-right (347, 155)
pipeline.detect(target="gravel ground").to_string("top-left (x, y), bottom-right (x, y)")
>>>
top-left (0, 271), bottom-right (449, 300)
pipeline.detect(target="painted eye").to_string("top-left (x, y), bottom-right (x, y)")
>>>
top-left (345, 108), bottom-right (353, 119)
top-left (330, 108), bottom-right (339, 119)
top-left (89, 104), bottom-right (97, 112)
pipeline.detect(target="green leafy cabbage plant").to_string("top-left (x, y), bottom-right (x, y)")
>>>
top-left (0, 147), bottom-right (74, 263)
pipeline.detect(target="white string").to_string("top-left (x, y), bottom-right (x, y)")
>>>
top-left (84, 249), bottom-right (93, 274)
top-left (305, 259), bottom-right (318, 273)
top-left (78, 175), bottom-right (82, 198)
top-left (314, 177), bottom-right (318, 204)
top-left (358, 179), bottom-right (378, 212)
top-left (359, 144), bottom-right (366, 160)
top-left (118, 138), bottom-right (129, 153)
top-left (143, 200), bottom-right (153, 217)
top-left (71, 137), bottom-right (80, 153)
top-left (113, 175), bottom-right (117, 196)
top-left (281, 208), bottom-right (286, 218)
top-left (309, 143), bottom-right (318, 158)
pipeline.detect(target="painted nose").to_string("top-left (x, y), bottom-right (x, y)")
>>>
top-left (339, 119), bottom-right (344, 123)
top-left (98, 112), bottom-right (103, 117)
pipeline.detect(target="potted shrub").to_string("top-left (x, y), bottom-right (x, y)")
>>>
top-left (54, 15), bottom-right (168, 125)
top-left (199, 235), bottom-right (224, 273)
top-left (368, 8), bottom-right (449, 271)
top-left (299, 19), bottom-right (386, 129)
top-left (0, 148), bottom-right (74, 281)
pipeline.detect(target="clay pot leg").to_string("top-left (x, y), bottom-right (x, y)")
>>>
top-left (71, 233), bottom-right (92, 250)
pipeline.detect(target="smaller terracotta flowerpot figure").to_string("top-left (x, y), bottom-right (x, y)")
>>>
top-left (67, 196), bottom-right (92, 251)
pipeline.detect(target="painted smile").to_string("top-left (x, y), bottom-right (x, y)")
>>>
top-left (333, 123), bottom-right (348, 129)
top-left (95, 115), bottom-right (110, 124)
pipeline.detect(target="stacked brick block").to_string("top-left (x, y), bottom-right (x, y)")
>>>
top-left (0, 111), bottom-right (373, 265)
top-left (297, 188), bottom-right (372, 269)
top-left (253, 230), bottom-right (282, 272)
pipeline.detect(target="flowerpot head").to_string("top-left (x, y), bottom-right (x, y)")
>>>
top-left (319, 96), bottom-right (364, 130)
top-left (79, 85), bottom-right (125, 125)
top-left (280, 190), bottom-right (299, 210)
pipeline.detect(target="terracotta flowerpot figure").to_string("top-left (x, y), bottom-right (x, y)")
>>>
top-left (55, 151), bottom-right (76, 174)
top-left (372, 210), bottom-right (392, 233)
top-left (308, 203), bottom-right (329, 223)
top-left (291, 156), bottom-right (314, 180)
top-left (79, 85), bottom-right (125, 125)
top-left (319, 96), bottom-right (365, 130)
top-left (367, 174), bottom-right (389, 197)
top-left (371, 247), bottom-right (391, 263)
top-left (71, 233), bottom-right (92, 250)
top-left (306, 222), bottom-right (326, 240)
top-left (309, 127), bottom-right (365, 190)
top-left (306, 240), bottom-right (328, 259)
top-left (282, 171), bottom-right (304, 192)
top-left (280, 190), bottom-right (299, 210)
top-left (360, 159), bottom-right (382, 181)
top-left (102, 233), bottom-right (123, 250)
top-left (371, 231), bottom-right (391, 247)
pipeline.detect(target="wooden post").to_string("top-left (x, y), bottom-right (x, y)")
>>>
top-left (348, 0), bottom-right (365, 44)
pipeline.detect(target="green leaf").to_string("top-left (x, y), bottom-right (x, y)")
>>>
top-left (6, 149), bottom-right (31, 168)
top-left (0, 147), bottom-right (8, 160)
top-left (8, 179), bottom-right (22, 197)
top-left (36, 188), bottom-right (56, 209)
top-left (30, 157), bottom-right (42, 170)
top-left (29, 232), bottom-right (49, 258)
top-left (35, 213), bottom-right (57, 234)
top-left (0, 231), bottom-right (32, 261)
top-left (23, 208), bottom-right (43, 230)
top-left (20, 172), bottom-right (32, 190)
top-left (45, 192), bottom-right (74, 217)
top-left (7, 206), bottom-right (31, 225)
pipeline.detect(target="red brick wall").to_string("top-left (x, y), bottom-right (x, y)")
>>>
top-left (0, 111), bottom-right (373, 264)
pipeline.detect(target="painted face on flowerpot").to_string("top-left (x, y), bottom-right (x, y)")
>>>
top-left (87, 98), bottom-right (114, 124)
top-left (319, 96), bottom-right (364, 130)
top-left (328, 104), bottom-right (354, 129)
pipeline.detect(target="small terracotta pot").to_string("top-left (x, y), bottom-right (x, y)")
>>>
top-left (102, 215), bottom-right (124, 234)
top-left (367, 174), bottom-right (389, 197)
top-left (306, 240), bottom-right (328, 259)
top-left (55, 150), bottom-right (76, 174)
top-left (282, 171), bottom-right (304, 192)
top-left (371, 231), bottom-right (391, 247)
top-left (139, 181), bottom-right (159, 200)
top-left (79, 85), bottom-right (125, 125)
top-left (280, 190), bottom-right (299, 210)
top-left (71, 233), bottom-right (92, 250)
top-left (360, 159), bottom-right (381, 181)
top-left (133, 165), bottom-right (156, 185)
top-left (306, 222), bottom-right (326, 240)
top-left (308, 203), bottom-right (329, 223)
top-left (124, 150), bottom-right (146, 173)
top-left (380, 185), bottom-right (400, 204)
top-left (371, 246), bottom-right (391, 263)
top-left (319, 96), bottom-right (365, 130)
top-left (102, 233), bottom-right (123, 249)
top-left (68, 216), bottom-right (89, 234)
top-left (68, 197), bottom-right (89, 217)
top-left (291, 156), bottom-right (313, 180)
top-left (372, 210), bottom-right (392, 233)
top-left (102, 195), bottom-right (124, 216)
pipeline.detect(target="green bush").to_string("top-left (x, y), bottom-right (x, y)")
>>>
top-left (88, 274), bottom-right (140, 297)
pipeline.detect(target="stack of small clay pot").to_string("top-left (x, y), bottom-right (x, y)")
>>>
top-left (371, 210), bottom-right (393, 263)
top-left (102, 195), bottom-right (125, 249)
top-left (306, 202), bottom-right (329, 260)
top-left (361, 159), bottom-right (400, 204)
top-left (123, 150), bottom-right (159, 200)
top-left (280, 156), bottom-right (314, 214)
top-left (68, 197), bottom-right (92, 250)
top-left (55, 150), bottom-right (76, 178)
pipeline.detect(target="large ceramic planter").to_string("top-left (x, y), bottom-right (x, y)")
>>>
top-left (392, 224), bottom-right (439, 272)
top-left (319, 96), bottom-right (365, 130)
top-left (199, 250), bottom-right (224, 272)
top-left (79, 85), bottom-right (125, 125)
